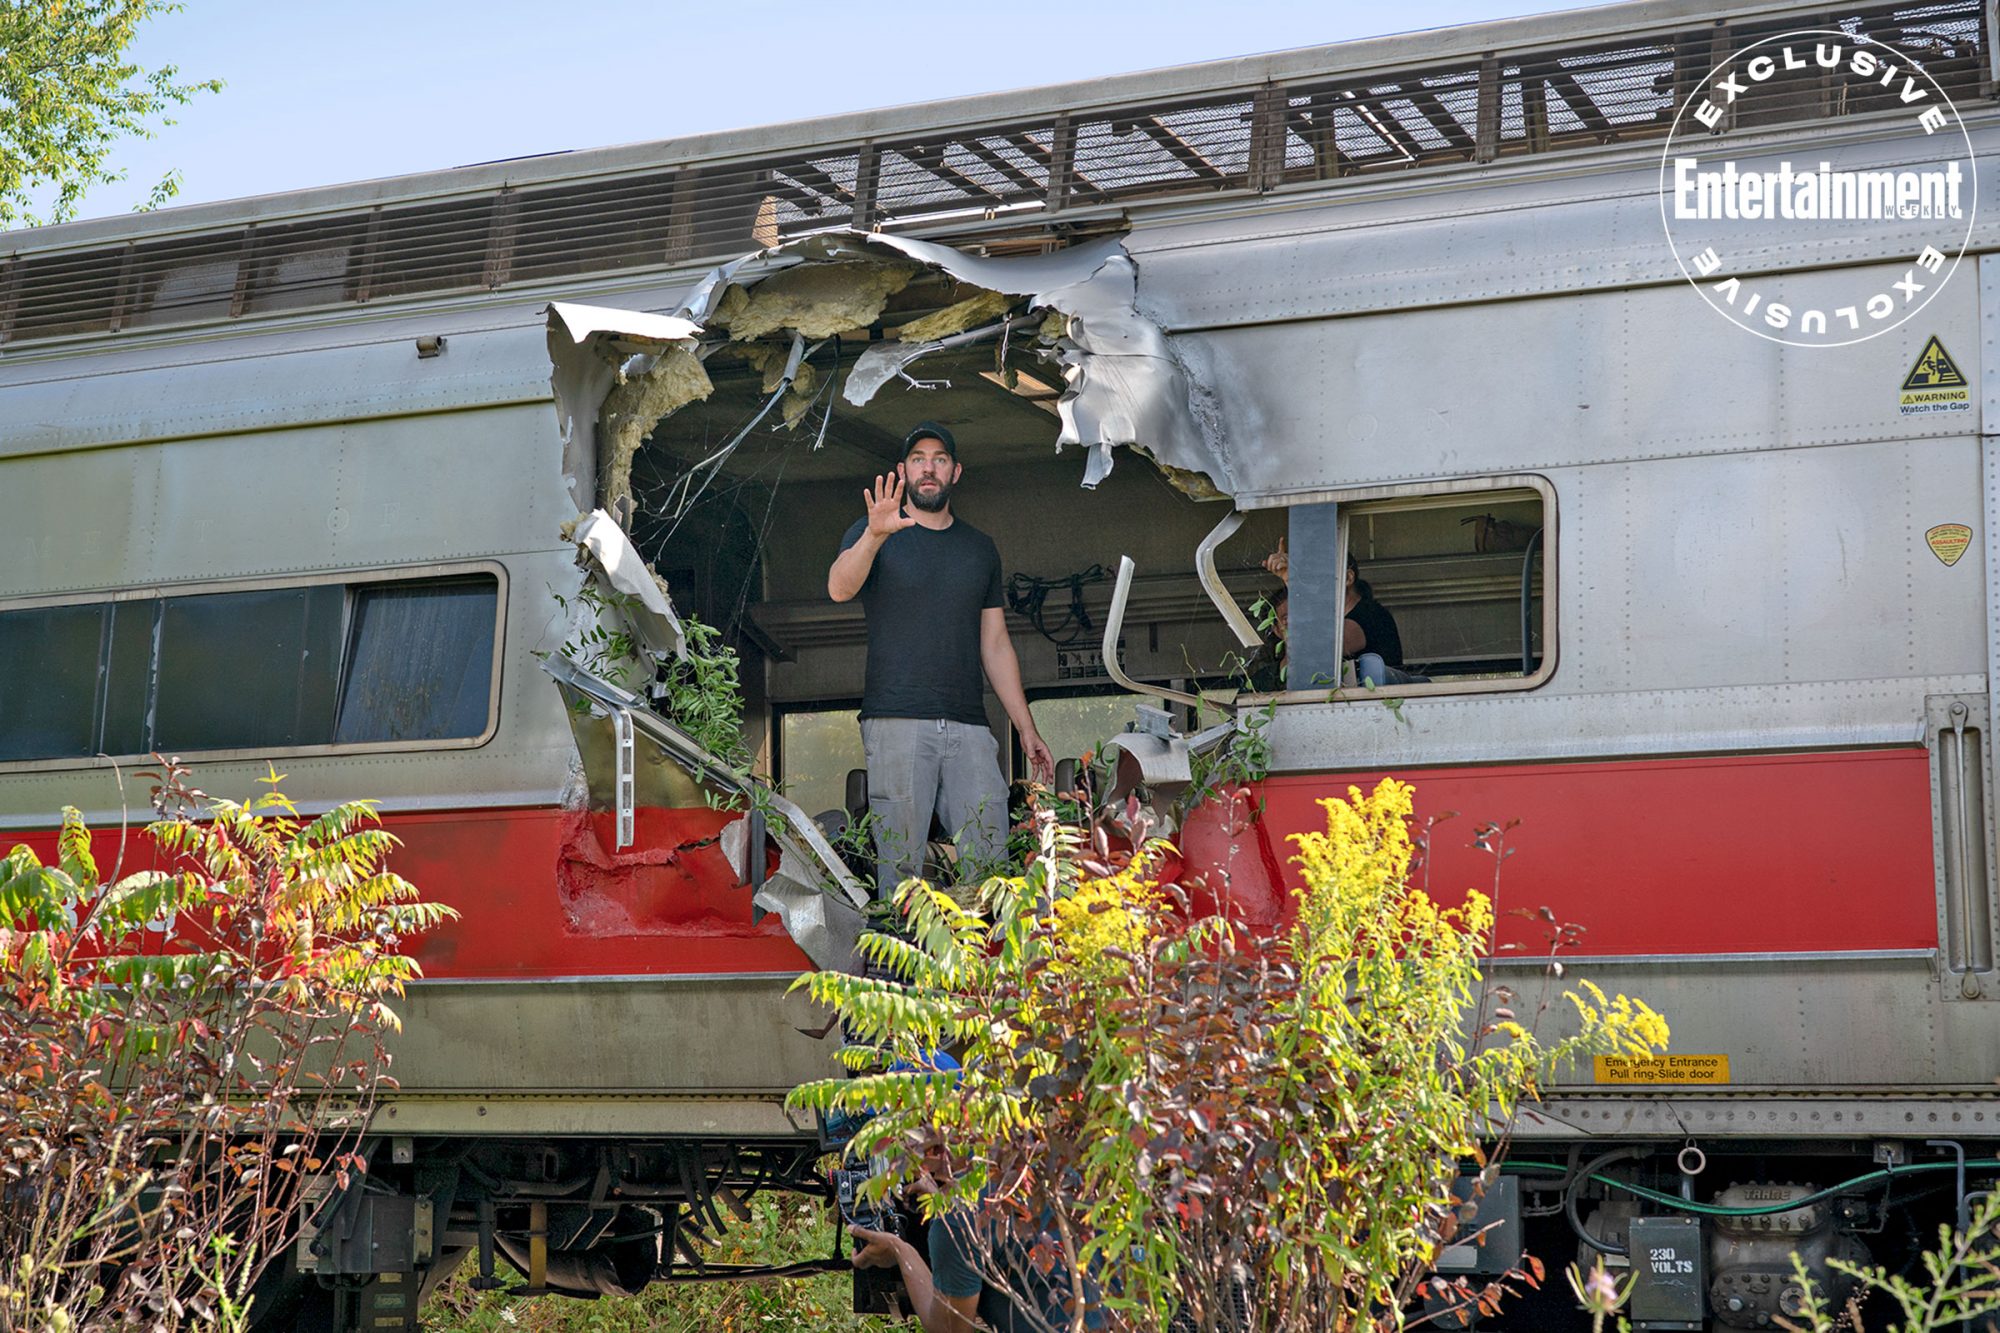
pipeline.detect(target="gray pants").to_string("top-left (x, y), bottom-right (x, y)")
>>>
top-left (859, 717), bottom-right (1009, 897)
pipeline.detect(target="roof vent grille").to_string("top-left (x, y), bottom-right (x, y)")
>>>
top-left (0, 0), bottom-right (1983, 347)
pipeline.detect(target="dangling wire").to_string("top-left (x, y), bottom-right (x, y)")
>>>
top-left (1005, 564), bottom-right (1108, 646)
top-left (661, 332), bottom-right (810, 544)
top-left (727, 349), bottom-right (841, 636)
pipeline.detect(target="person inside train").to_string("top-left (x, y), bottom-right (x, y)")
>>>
top-left (1261, 541), bottom-right (1416, 688)
top-left (827, 421), bottom-right (1055, 896)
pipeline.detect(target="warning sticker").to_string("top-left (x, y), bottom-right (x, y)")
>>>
top-left (1927, 523), bottom-right (1974, 567)
top-left (1593, 1054), bottom-right (1731, 1085)
top-left (1899, 336), bottom-right (1972, 415)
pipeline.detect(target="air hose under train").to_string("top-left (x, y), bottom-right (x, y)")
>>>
top-left (1556, 1147), bottom-right (1649, 1255)
top-left (1504, 1155), bottom-right (2000, 1253)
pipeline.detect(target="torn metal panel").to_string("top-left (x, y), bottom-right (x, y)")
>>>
top-left (723, 819), bottom-right (866, 973)
top-left (737, 342), bottom-right (819, 396)
top-left (841, 315), bottom-right (1027, 408)
top-left (1039, 249), bottom-right (1219, 490)
top-left (571, 507), bottom-right (685, 663)
top-left (672, 232), bottom-right (1120, 324)
top-left (545, 302), bottom-right (703, 511)
top-left (545, 228), bottom-right (1230, 499)
top-left (541, 654), bottom-right (869, 968)
top-left (557, 804), bottom-right (777, 938)
top-left (1195, 508), bottom-right (1263, 650)
top-left (551, 672), bottom-right (717, 812)
top-left (821, 233), bottom-right (1222, 491)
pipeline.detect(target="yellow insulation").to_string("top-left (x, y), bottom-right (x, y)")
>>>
top-left (597, 344), bottom-right (714, 511)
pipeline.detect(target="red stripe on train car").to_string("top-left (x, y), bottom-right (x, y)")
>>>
top-left (4, 747), bottom-right (1936, 975)
top-left (1236, 748), bottom-right (1939, 957)
top-left (6, 805), bottom-right (812, 982)
top-left (384, 806), bottom-right (812, 980)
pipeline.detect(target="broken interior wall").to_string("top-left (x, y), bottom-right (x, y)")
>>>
top-left (545, 302), bottom-right (705, 513)
top-left (598, 345), bottom-right (714, 516)
top-left (892, 287), bottom-right (1015, 344)
top-left (727, 342), bottom-right (821, 427)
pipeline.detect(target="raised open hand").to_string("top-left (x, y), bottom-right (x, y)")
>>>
top-left (864, 473), bottom-right (918, 539)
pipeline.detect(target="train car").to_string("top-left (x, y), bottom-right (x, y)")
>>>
top-left (4, 0), bottom-right (1999, 1326)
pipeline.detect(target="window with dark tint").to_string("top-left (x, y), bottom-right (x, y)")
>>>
top-left (0, 604), bottom-right (109, 762)
top-left (335, 579), bottom-right (497, 743)
top-left (0, 573), bottom-right (499, 763)
top-left (153, 587), bottom-right (344, 753)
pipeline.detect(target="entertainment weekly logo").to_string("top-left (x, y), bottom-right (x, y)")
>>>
top-left (1658, 31), bottom-right (1977, 348)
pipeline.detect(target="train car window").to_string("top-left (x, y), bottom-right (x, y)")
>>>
top-left (1341, 488), bottom-right (1546, 688)
top-left (0, 570), bottom-right (501, 765)
top-left (153, 586), bottom-right (345, 752)
top-left (334, 579), bottom-right (498, 743)
top-left (0, 604), bottom-right (110, 762)
top-left (98, 600), bottom-right (158, 757)
top-left (1266, 482), bottom-right (1550, 696)
top-left (778, 708), bottom-right (863, 822)
top-left (1031, 690), bottom-right (1170, 770)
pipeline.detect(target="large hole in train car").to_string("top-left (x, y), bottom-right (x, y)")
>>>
top-left (609, 266), bottom-right (1286, 787)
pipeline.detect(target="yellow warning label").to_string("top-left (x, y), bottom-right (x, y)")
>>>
top-left (1593, 1054), bottom-right (1731, 1085)
top-left (1900, 335), bottom-right (1972, 415)
top-left (1928, 523), bottom-right (1973, 567)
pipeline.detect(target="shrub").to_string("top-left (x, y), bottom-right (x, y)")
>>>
top-left (789, 778), bottom-right (1669, 1333)
top-left (0, 761), bottom-right (454, 1330)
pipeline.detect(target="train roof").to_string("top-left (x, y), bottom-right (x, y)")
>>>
top-left (0, 0), bottom-right (1987, 347)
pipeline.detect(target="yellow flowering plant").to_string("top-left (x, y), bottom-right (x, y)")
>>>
top-left (789, 779), bottom-right (1668, 1333)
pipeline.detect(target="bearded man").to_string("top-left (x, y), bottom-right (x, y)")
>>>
top-left (826, 422), bottom-right (1053, 895)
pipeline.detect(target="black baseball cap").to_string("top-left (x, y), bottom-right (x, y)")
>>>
top-left (903, 421), bottom-right (957, 459)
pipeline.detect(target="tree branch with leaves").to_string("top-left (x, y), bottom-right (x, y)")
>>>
top-left (0, 760), bottom-right (454, 1331)
top-left (0, 0), bottom-right (220, 227)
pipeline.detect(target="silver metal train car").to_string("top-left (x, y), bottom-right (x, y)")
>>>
top-left (3, 0), bottom-right (1997, 1325)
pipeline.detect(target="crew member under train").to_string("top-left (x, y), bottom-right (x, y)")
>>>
top-left (1262, 542), bottom-right (1413, 688)
top-left (827, 422), bottom-right (1054, 895)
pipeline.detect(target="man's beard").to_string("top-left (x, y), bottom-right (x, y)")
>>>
top-left (908, 477), bottom-right (953, 513)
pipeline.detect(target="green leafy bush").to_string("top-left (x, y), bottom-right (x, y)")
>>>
top-left (789, 779), bottom-right (1669, 1332)
top-left (0, 762), bottom-right (453, 1331)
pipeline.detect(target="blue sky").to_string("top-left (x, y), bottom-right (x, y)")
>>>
top-left (74, 0), bottom-right (1590, 221)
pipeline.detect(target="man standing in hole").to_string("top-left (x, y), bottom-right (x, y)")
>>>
top-left (828, 422), bottom-right (1054, 896)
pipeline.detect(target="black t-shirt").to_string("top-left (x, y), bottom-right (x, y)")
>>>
top-left (1347, 594), bottom-right (1404, 668)
top-left (839, 515), bottom-right (1003, 725)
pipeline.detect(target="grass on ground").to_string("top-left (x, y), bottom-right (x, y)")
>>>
top-left (421, 1191), bottom-right (897, 1333)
